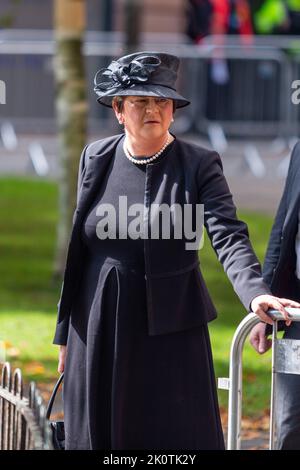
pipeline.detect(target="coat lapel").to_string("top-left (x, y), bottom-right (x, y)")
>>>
top-left (283, 163), bottom-right (300, 234)
top-left (74, 135), bottom-right (124, 224)
top-left (75, 154), bottom-right (112, 218)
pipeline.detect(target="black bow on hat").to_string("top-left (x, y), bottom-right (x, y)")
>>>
top-left (93, 51), bottom-right (190, 109)
top-left (94, 55), bottom-right (161, 92)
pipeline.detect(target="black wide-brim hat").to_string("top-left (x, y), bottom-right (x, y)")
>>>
top-left (94, 51), bottom-right (190, 109)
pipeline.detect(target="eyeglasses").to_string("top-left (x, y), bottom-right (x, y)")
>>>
top-left (126, 97), bottom-right (172, 109)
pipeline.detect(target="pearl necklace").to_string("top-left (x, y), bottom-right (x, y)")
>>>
top-left (123, 134), bottom-right (172, 165)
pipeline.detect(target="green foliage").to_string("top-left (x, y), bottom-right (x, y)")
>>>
top-left (0, 0), bottom-right (22, 28)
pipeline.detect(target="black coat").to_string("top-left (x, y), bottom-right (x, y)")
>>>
top-left (263, 141), bottom-right (300, 299)
top-left (53, 135), bottom-right (272, 449)
top-left (53, 134), bottom-right (269, 345)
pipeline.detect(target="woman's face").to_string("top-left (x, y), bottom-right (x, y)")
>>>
top-left (113, 96), bottom-right (174, 142)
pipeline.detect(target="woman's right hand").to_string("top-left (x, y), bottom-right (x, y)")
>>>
top-left (58, 345), bottom-right (67, 373)
top-left (249, 322), bottom-right (272, 354)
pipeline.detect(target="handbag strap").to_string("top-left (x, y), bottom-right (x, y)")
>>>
top-left (46, 373), bottom-right (64, 420)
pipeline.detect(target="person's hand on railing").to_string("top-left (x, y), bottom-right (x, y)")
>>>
top-left (250, 294), bottom-right (300, 326)
top-left (58, 345), bottom-right (67, 373)
top-left (249, 322), bottom-right (272, 354)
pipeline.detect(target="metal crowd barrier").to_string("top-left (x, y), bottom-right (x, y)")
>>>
top-left (0, 31), bottom-right (300, 138)
top-left (192, 35), bottom-right (300, 138)
top-left (0, 362), bottom-right (53, 449)
top-left (219, 308), bottom-right (300, 450)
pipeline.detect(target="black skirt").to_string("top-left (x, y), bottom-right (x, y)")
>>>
top-left (63, 253), bottom-right (225, 450)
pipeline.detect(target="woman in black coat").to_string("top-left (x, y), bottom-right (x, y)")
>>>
top-left (53, 51), bottom-right (299, 450)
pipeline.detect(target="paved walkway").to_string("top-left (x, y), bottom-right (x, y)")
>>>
top-left (0, 132), bottom-right (290, 214)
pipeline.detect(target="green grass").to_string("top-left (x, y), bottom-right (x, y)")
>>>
top-left (0, 177), bottom-right (61, 385)
top-left (0, 177), bottom-right (275, 416)
top-left (0, 177), bottom-right (60, 311)
top-left (0, 311), bottom-right (59, 383)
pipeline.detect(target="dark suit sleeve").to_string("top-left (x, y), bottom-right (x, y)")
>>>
top-left (263, 142), bottom-right (300, 335)
top-left (263, 142), bottom-right (300, 285)
top-left (197, 150), bottom-right (271, 311)
top-left (53, 144), bottom-right (89, 346)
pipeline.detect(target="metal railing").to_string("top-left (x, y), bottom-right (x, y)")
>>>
top-left (220, 308), bottom-right (300, 450)
top-left (0, 362), bottom-right (53, 449)
top-left (0, 31), bottom-right (300, 137)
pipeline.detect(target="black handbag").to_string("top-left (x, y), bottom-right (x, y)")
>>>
top-left (46, 373), bottom-right (65, 450)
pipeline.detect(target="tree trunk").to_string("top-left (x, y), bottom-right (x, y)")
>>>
top-left (124, 0), bottom-right (141, 53)
top-left (53, 0), bottom-right (87, 278)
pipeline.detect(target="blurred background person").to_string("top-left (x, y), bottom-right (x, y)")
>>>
top-left (186, 0), bottom-right (213, 44)
top-left (250, 141), bottom-right (300, 450)
top-left (254, 0), bottom-right (300, 35)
